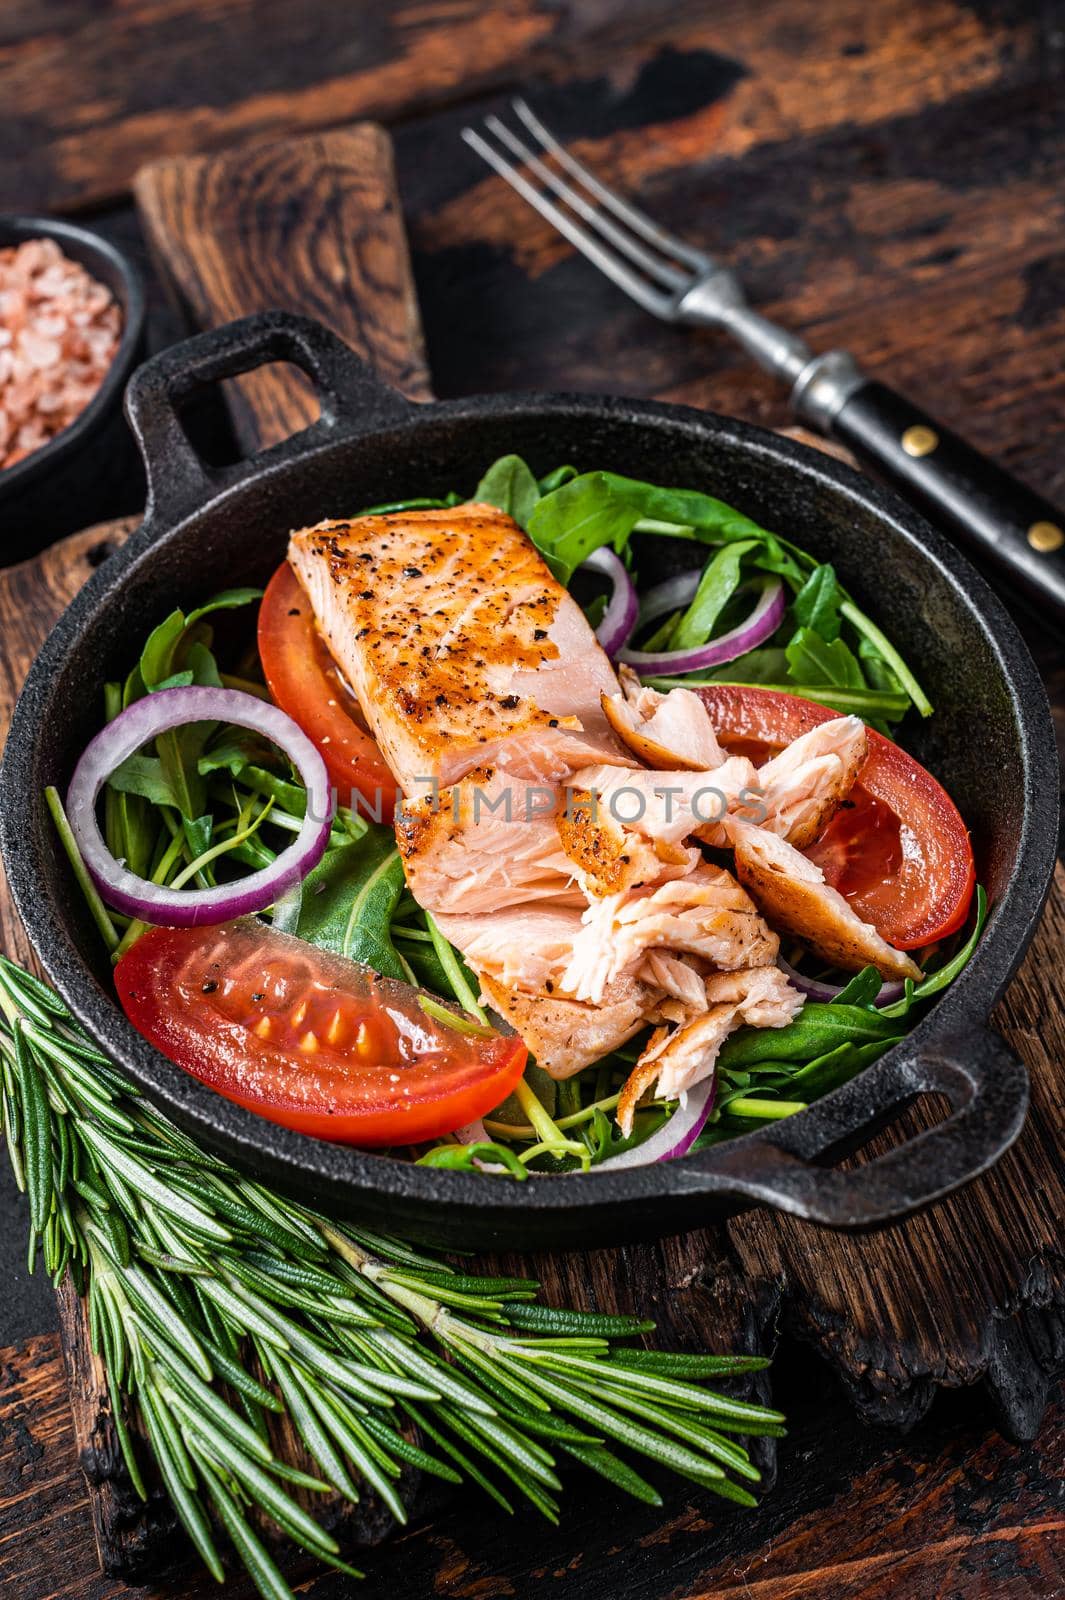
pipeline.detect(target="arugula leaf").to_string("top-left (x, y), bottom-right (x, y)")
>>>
top-left (185, 640), bottom-right (223, 690)
top-left (785, 626), bottom-right (865, 691)
top-left (417, 1142), bottom-right (528, 1179)
top-left (840, 600), bottom-right (932, 718)
top-left (295, 830), bottom-right (407, 980)
top-left (358, 495), bottom-right (459, 515)
top-left (107, 754), bottom-right (182, 810)
top-left (706, 647), bottom-right (792, 685)
top-left (139, 590), bottom-right (262, 694)
top-left (474, 455), bottom-right (541, 529)
top-left (669, 540), bottom-right (758, 651)
top-left (185, 588), bottom-right (264, 630)
top-left (586, 1103), bottom-right (669, 1166)
top-left (831, 966), bottom-right (885, 1008)
top-left (138, 610), bottom-right (185, 693)
top-left (726, 1037), bottom-right (895, 1107)
top-left (598, 475), bottom-right (811, 587)
top-left (717, 1002), bottom-right (904, 1069)
top-left (234, 765), bottom-right (315, 818)
top-left (198, 729), bottom-right (262, 778)
top-left (537, 464), bottom-right (577, 493)
top-left (136, 589), bottom-right (263, 821)
top-left (527, 473), bottom-right (642, 582)
top-left (182, 814), bottom-right (214, 879)
top-left (792, 564), bottom-right (843, 641)
top-left (857, 634), bottom-right (904, 695)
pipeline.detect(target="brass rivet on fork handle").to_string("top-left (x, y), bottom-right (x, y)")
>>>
top-left (901, 424), bottom-right (939, 457)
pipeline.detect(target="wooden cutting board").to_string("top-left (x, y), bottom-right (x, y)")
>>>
top-left (0, 124), bottom-right (1062, 1586)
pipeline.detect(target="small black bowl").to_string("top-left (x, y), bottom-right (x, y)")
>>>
top-left (0, 215), bottom-right (146, 562)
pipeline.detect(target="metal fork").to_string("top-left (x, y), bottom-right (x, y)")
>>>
top-left (462, 98), bottom-right (1065, 621)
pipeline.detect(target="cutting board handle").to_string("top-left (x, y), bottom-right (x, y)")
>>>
top-left (704, 1026), bottom-right (1029, 1228)
top-left (125, 310), bottom-right (414, 524)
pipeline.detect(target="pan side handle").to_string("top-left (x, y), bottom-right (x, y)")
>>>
top-left (124, 311), bottom-right (414, 524)
top-left (687, 1027), bottom-right (1028, 1229)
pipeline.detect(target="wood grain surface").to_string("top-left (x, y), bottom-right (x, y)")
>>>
top-left (0, 0), bottom-right (1059, 218)
top-left (135, 125), bottom-right (432, 449)
top-left (1, 1), bottom-right (1063, 1592)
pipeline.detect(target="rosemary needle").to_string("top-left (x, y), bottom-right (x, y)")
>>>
top-left (0, 955), bottom-right (783, 1600)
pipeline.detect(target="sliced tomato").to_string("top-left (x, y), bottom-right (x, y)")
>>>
top-left (259, 562), bottom-right (398, 821)
top-left (694, 685), bottom-right (976, 949)
top-left (115, 921), bottom-right (526, 1146)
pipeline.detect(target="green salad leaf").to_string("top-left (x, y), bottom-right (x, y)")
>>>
top-left (717, 1002), bottom-right (905, 1070)
top-left (784, 626), bottom-right (866, 692)
top-left (468, 454), bottom-right (930, 727)
top-left (667, 539), bottom-right (758, 651)
top-left (295, 829), bottom-right (407, 980)
top-left (791, 563), bottom-right (844, 641)
top-left (474, 454), bottom-right (541, 529)
top-left (527, 472), bottom-right (642, 580)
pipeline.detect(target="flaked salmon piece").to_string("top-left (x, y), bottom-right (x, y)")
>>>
top-left (396, 767), bottom-right (582, 915)
top-left (566, 758), bottom-right (761, 850)
top-left (617, 966), bottom-right (804, 1131)
top-left (433, 903), bottom-right (585, 996)
top-left (724, 817), bottom-right (923, 980)
top-left (602, 672), bottom-right (725, 771)
top-left (437, 904), bottom-right (661, 1078)
top-left (478, 972), bottom-right (656, 1080)
top-left (756, 716), bottom-right (868, 848)
top-left (562, 863), bottom-right (779, 1005)
top-left (637, 950), bottom-right (709, 1011)
top-left (288, 505), bottom-right (629, 795)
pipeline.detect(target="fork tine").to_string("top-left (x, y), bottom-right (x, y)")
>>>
top-left (511, 98), bottom-right (711, 275)
top-left (460, 126), bottom-right (677, 318)
top-left (483, 114), bottom-right (690, 293)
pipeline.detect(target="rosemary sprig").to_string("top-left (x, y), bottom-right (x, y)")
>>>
top-left (0, 956), bottom-right (782, 1599)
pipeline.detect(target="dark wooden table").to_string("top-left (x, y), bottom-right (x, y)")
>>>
top-left (1, 2), bottom-right (1063, 1596)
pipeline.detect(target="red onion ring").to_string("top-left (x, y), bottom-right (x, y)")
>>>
top-left (635, 569), bottom-right (701, 628)
top-left (620, 576), bottom-right (786, 676)
top-left (776, 956), bottom-right (904, 1008)
top-left (581, 548), bottom-right (639, 659)
top-left (67, 686), bottom-right (333, 927)
top-left (600, 1075), bottom-right (716, 1169)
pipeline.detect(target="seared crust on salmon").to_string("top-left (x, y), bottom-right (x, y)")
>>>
top-left (478, 973), bottom-right (655, 1080)
top-left (289, 505), bottom-right (627, 794)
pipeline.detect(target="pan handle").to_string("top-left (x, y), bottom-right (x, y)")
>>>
top-left (124, 311), bottom-right (414, 523)
top-left (694, 1027), bottom-right (1028, 1228)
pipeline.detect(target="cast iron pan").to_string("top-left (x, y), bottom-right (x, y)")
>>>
top-left (0, 312), bottom-right (1058, 1251)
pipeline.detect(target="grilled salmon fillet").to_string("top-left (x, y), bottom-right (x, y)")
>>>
top-left (755, 716), bottom-right (868, 848)
top-left (288, 504), bottom-right (923, 1112)
top-left (288, 505), bottom-right (627, 795)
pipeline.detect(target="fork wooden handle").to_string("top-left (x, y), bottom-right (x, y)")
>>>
top-left (828, 380), bottom-right (1065, 620)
